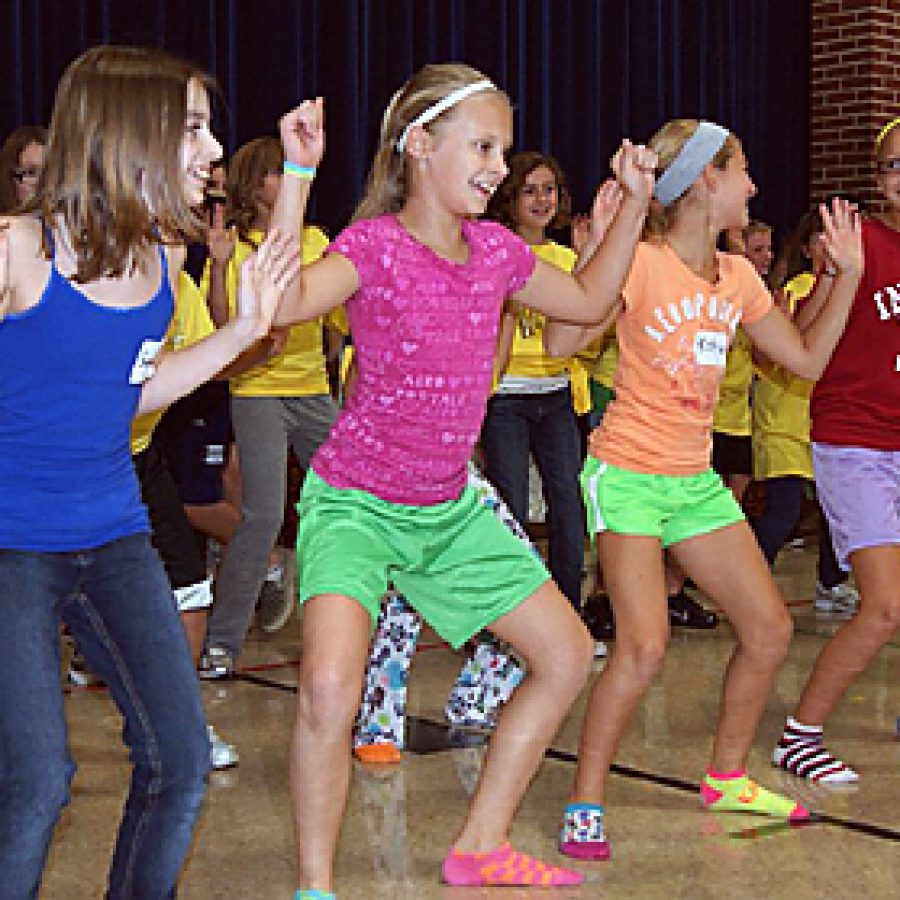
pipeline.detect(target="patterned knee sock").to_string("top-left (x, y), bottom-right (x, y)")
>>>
top-left (772, 717), bottom-right (859, 784)
top-left (701, 769), bottom-right (810, 820)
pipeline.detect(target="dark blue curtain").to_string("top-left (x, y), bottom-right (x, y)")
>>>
top-left (0, 0), bottom-right (809, 239)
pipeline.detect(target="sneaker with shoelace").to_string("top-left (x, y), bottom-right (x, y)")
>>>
top-left (814, 580), bottom-right (859, 614)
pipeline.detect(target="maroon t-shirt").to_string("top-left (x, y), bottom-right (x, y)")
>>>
top-left (811, 217), bottom-right (900, 449)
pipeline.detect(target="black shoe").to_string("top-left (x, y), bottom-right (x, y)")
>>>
top-left (668, 589), bottom-right (718, 628)
top-left (583, 593), bottom-right (615, 640)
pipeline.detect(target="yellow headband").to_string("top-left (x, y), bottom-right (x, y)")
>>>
top-left (875, 116), bottom-right (900, 151)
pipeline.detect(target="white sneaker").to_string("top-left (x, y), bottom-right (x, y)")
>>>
top-left (208, 725), bottom-right (239, 770)
top-left (594, 640), bottom-right (608, 658)
top-left (814, 581), bottom-right (859, 613)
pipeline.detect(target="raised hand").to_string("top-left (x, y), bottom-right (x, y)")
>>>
top-left (820, 196), bottom-right (863, 276)
top-left (207, 201), bottom-right (235, 266)
top-left (588, 178), bottom-right (625, 245)
top-left (610, 140), bottom-right (657, 202)
top-left (237, 228), bottom-right (303, 338)
top-left (279, 98), bottom-right (325, 169)
top-left (0, 220), bottom-right (10, 322)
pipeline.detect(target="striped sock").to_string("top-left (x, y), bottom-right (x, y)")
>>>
top-left (772, 717), bottom-right (859, 784)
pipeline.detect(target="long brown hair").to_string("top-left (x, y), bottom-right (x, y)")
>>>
top-left (353, 62), bottom-right (508, 222)
top-left (225, 136), bottom-right (283, 246)
top-left (0, 125), bottom-right (47, 213)
top-left (644, 119), bottom-right (737, 240)
top-left (34, 45), bottom-right (212, 282)
top-left (486, 151), bottom-right (572, 232)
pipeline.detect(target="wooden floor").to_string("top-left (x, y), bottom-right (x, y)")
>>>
top-left (46, 542), bottom-right (898, 899)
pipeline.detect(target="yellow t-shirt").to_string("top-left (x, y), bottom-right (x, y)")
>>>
top-left (201, 227), bottom-right (331, 396)
top-left (501, 240), bottom-right (590, 413)
top-left (590, 242), bottom-right (772, 475)
top-left (576, 326), bottom-right (618, 388)
top-left (751, 272), bottom-right (816, 480)
top-left (130, 271), bottom-right (215, 455)
top-left (712, 327), bottom-right (753, 435)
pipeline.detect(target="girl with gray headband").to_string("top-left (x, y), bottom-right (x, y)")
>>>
top-left (544, 119), bottom-right (863, 860)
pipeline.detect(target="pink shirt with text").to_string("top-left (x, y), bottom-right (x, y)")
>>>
top-left (312, 215), bottom-right (535, 504)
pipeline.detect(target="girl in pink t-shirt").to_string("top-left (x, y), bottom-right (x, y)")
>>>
top-left (545, 118), bottom-right (863, 860)
top-left (270, 64), bottom-right (658, 896)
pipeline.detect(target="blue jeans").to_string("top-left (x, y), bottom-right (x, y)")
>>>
top-left (0, 534), bottom-right (210, 899)
top-left (747, 476), bottom-right (845, 588)
top-left (480, 386), bottom-right (584, 610)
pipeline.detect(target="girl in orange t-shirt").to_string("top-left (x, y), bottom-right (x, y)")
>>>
top-left (544, 119), bottom-right (863, 859)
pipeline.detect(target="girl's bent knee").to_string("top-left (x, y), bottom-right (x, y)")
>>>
top-left (296, 665), bottom-right (362, 732)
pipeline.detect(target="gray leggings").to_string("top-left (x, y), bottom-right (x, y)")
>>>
top-left (205, 393), bottom-right (337, 655)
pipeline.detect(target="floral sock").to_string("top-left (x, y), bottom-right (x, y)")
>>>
top-left (701, 768), bottom-right (810, 820)
top-left (442, 843), bottom-right (583, 887)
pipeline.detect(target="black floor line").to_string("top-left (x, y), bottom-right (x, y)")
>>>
top-left (234, 673), bottom-right (900, 844)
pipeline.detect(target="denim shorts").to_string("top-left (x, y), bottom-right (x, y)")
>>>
top-left (812, 443), bottom-right (900, 570)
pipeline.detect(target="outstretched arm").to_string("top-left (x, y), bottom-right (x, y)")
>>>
top-left (744, 197), bottom-right (863, 380)
top-left (138, 229), bottom-right (301, 414)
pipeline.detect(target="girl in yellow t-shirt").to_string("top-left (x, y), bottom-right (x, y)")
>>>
top-left (199, 135), bottom-right (337, 676)
top-left (544, 120), bottom-right (863, 858)
top-left (481, 152), bottom-right (587, 617)
top-left (747, 209), bottom-right (855, 610)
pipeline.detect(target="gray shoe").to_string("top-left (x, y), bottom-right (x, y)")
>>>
top-left (198, 645), bottom-right (236, 680)
top-left (256, 576), bottom-right (295, 634)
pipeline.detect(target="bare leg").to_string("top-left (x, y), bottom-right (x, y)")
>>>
top-left (572, 534), bottom-right (669, 804)
top-left (793, 544), bottom-right (900, 725)
top-left (669, 521), bottom-right (792, 771)
top-left (291, 594), bottom-right (372, 892)
top-left (452, 580), bottom-right (594, 852)
top-left (181, 609), bottom-right (208, 664)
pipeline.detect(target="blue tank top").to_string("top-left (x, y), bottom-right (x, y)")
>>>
top-left (0, 234), bottom-right (174, 550)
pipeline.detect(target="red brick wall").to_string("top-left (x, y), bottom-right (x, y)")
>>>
top-left (811, 0), bottom-right (900, 211)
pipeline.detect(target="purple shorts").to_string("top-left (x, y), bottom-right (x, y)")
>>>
top-left (812, 443), bottom-right (900, 570)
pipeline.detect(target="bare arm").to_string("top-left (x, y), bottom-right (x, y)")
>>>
top-left (744, 199), bottom-right (863, 380)
top-left (138, 230), bottom-right (301, 414)
top-left (541, 178), bottom-right (633, 357)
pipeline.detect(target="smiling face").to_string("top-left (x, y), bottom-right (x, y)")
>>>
top-left (414, 92), bottom-right (513, 217)
top-left (744, 228), bottom-right (773, 276)
top-left (713, 143), bottom-right (757, 230)
top-left (180, 78), bottom-right (222, 207)
top-left (876, 125), bottom-right (900, 214)
top-left (514, 164), bottom-right (559, 235)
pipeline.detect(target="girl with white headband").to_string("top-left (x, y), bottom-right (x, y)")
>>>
top-left (544, 119), bottom-right (863, 860)
top-left (271, 62), bottom-right (656, 897)
top-left (770, 116), bottom-right (900, 784)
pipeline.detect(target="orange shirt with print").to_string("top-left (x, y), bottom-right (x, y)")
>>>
top-left (589, 241), bottom-right (772, 475)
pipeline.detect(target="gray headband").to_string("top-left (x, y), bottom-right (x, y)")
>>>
top-left (653, 121), bottom-right (730, 207)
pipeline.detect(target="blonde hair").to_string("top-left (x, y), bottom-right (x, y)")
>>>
top-left (644, 119), bottom-right (736, 240)
top-left (353, 63), bottom-right (508, 222)
top-left (34, 45), bottom-right (211, 282)
top-left (226, 136), bottom-right (283, 246)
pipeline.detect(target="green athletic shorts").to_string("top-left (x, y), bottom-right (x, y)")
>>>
top-left (295, 469), bottom-right (551, 648)
top-left (580, 456), bottom-right (744, 547)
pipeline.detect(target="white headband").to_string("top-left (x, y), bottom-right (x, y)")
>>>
top-left (653, 121), bottom-right (730, 207)
top-left (395, 80), bottom-right (497, 153)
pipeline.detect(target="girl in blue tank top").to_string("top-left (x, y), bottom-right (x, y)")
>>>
top-left (0, 45), bottom-right (301, 899)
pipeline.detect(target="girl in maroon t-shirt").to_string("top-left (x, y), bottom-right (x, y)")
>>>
top-left (773, 118), bottom-right (900, 784)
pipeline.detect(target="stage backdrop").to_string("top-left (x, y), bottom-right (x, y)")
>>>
top-left (0, 0), bottom-right (809, 240)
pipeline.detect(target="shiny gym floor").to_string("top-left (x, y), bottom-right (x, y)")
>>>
top-left (48, 543), bottom-right (898, 899)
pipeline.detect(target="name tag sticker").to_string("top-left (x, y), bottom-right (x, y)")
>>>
top-left (694, 330), bottom-right (727, 367)
top-left (129, 339), bottom-right (164, 385)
